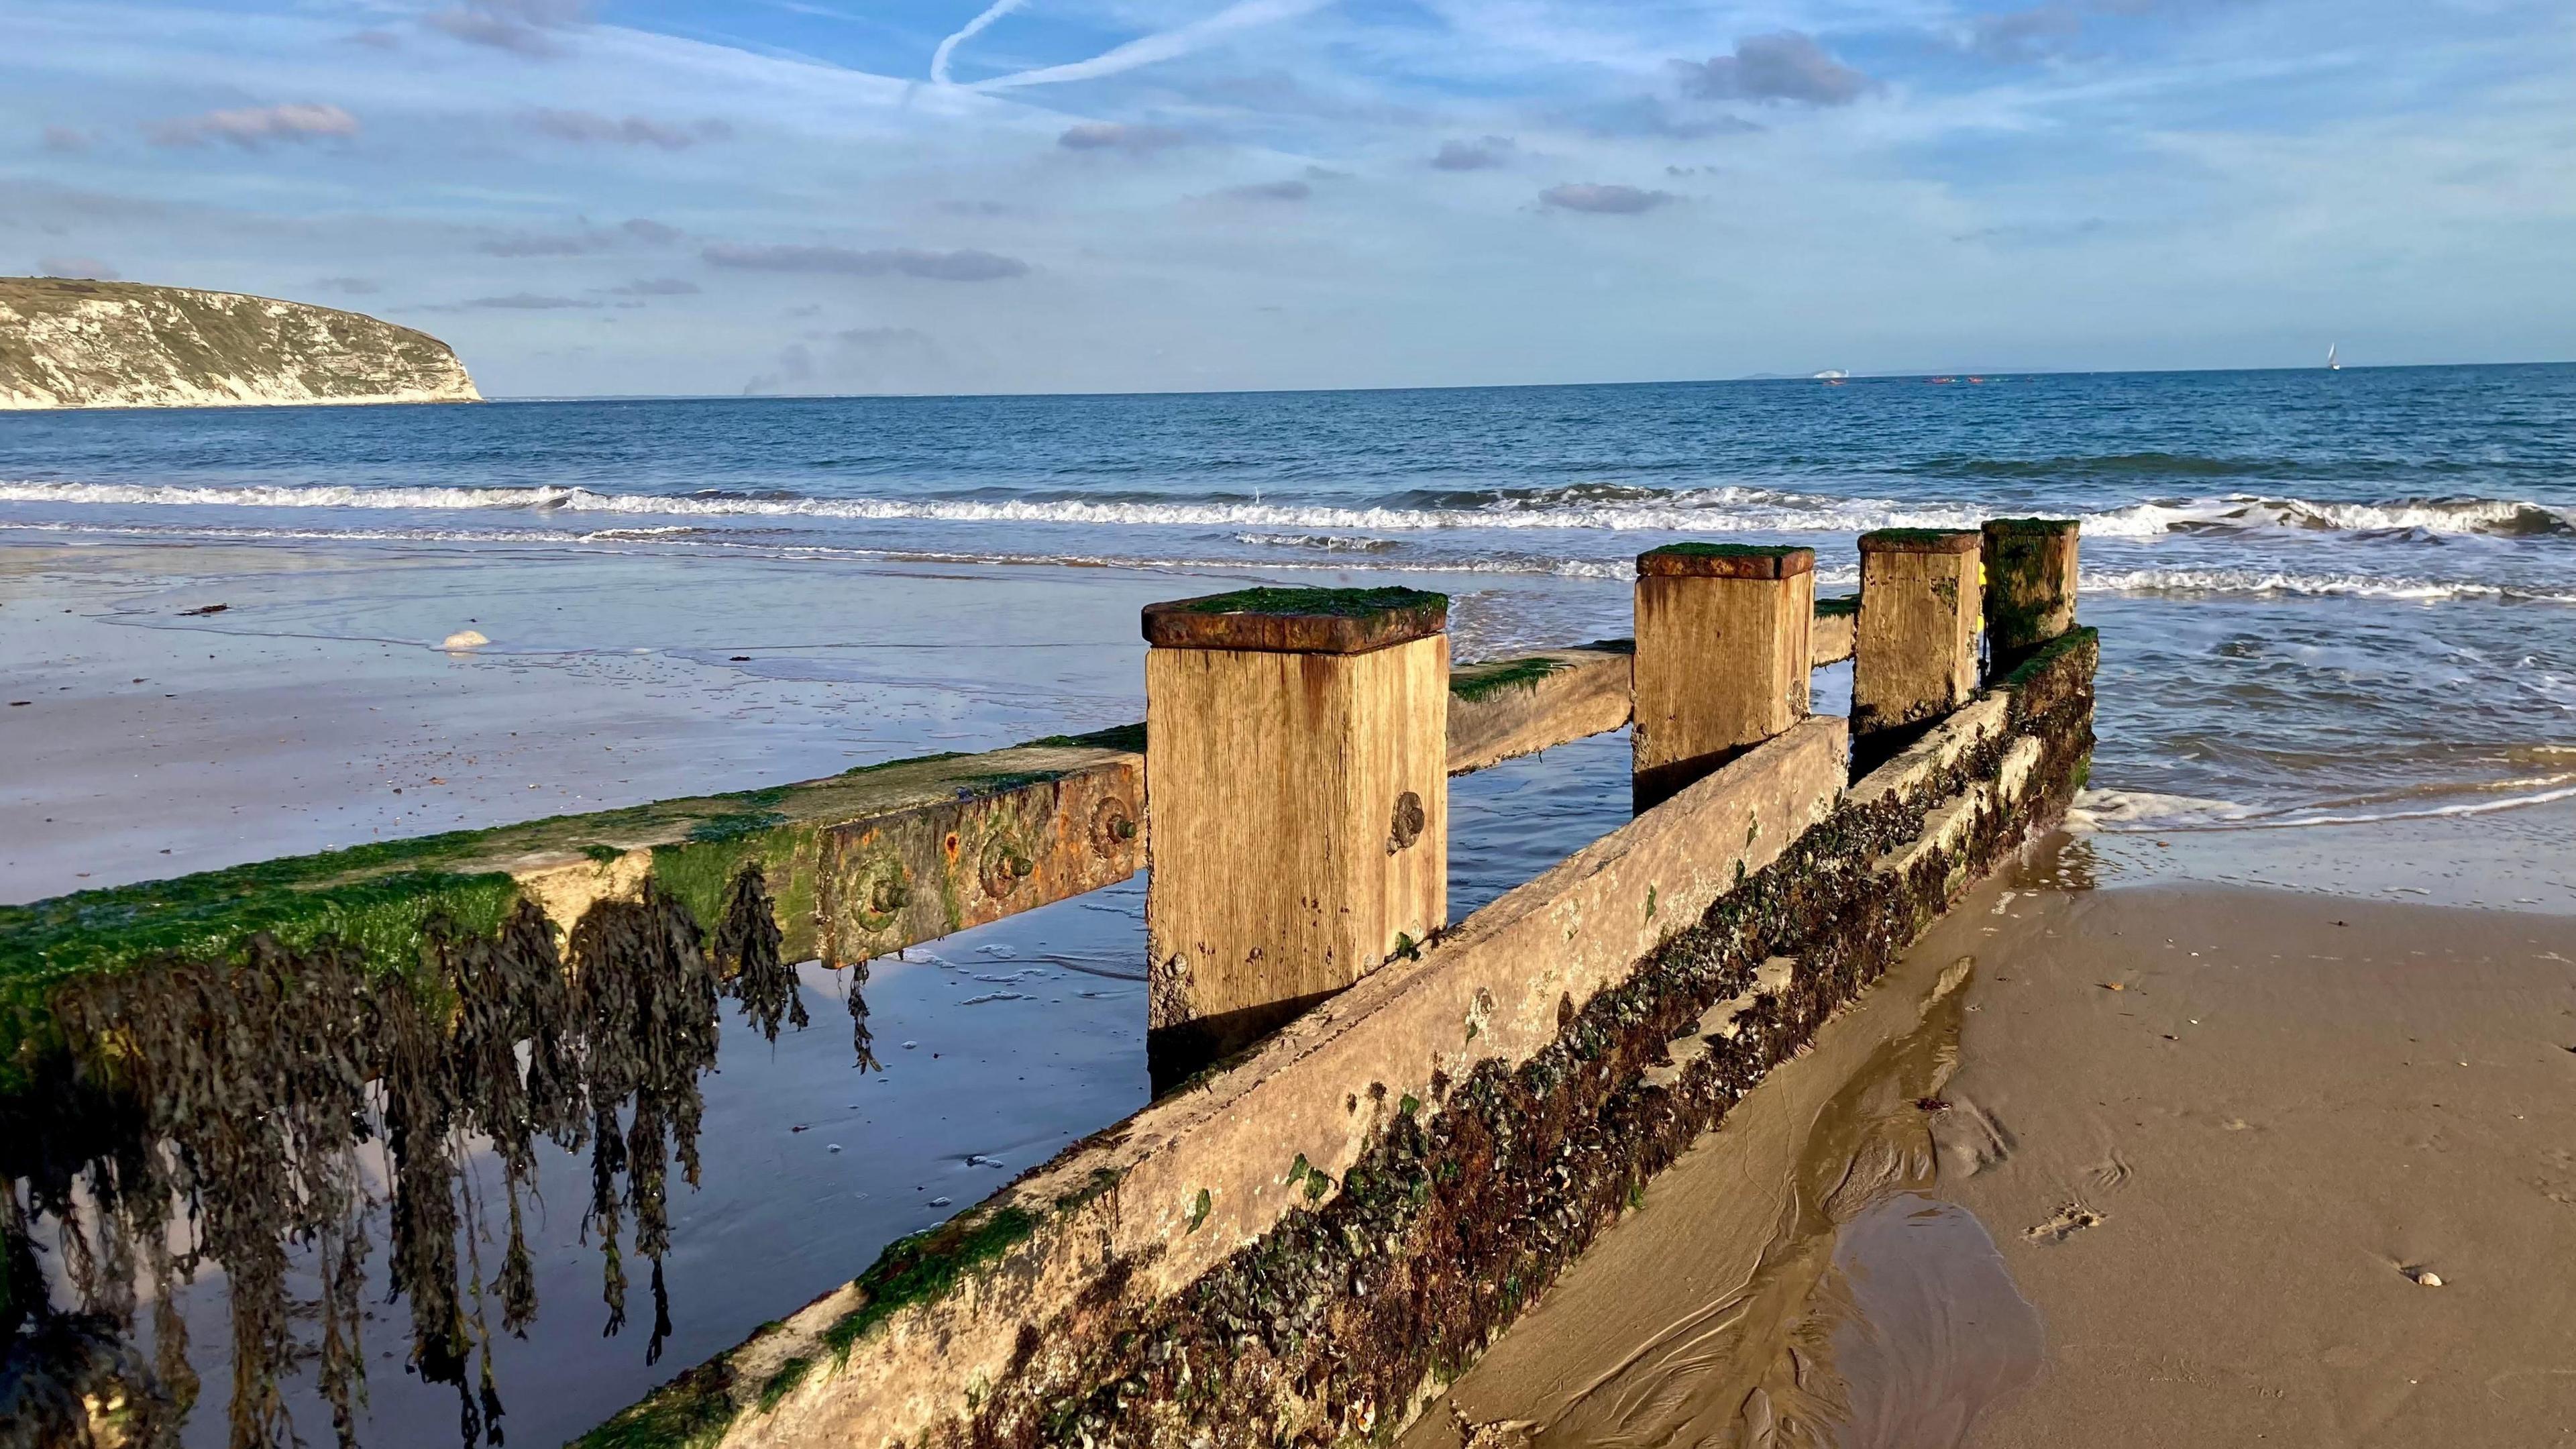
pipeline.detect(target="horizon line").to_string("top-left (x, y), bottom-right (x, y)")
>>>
top-left (478, 357), bottom-right (2573, 405)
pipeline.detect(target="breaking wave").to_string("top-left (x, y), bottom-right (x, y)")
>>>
top-left (2084, 493), bottom-right (2572, 539)
top-left (2072, 773), bottom-right (2576, 833)
top-left (11, 516), bottom-right (2574, 600)
top-left (0, 478), bottom-right (1986, 534)
top-left (2082, 567), bottom-right (2576, 603)
top-left (5, 479), bottom-right (2566, 545)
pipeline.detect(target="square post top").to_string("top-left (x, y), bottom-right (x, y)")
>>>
top-left (1142, 586), bottom-right (1450, 655)
top-left (1858, 528), bottom-right (1981, 555)
top-left (1636, 543), bottom-right (1817, 580)
top-left (1981, 517), bottom-right (2081, 540)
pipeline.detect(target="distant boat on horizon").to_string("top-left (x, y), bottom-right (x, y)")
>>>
top-left (2327, 343), bottom-right (2341, 370)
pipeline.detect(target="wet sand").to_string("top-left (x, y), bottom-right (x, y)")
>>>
top-left (1411, 853), bottom-right (2576, 1449)
top-left (1403, 936), bottom-right (2032, 1449)
top-left (0, 540), bottom-right (1620, 902)
top-left (1934, 865), bottom-right (2576, 1446)
top-left (0, 542), bottom-right (1187, 900)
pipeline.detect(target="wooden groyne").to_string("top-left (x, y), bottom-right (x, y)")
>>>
top-left (0, 592), bottom-right (1863, 1083)
top-left (0, 522), bottom-right (2090, 1449)
top-left (570, 524), bottom-right (2086, 1449)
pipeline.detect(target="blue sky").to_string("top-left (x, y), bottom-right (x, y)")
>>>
top-left (5, 0), bottom-right (2571, 394)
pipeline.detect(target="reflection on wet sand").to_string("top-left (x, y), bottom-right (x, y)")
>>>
top-left (1413, 951), bottom-right (2039, 1449)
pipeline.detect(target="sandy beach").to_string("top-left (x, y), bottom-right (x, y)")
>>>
top-left (0, 539), bottom-right (1624, 902)
top-left (1405, 842), bottom-right (2576, 1448)
top-left (1939, 869), bottom-right (2576, 1446)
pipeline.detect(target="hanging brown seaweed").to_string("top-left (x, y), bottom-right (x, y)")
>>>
top-left (0, 863), bottom-right (873, 1449)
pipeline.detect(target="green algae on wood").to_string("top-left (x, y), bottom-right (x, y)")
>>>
top-left (1634, 542), bottom-right (1816, 579)
top-left (819, 1207), bottom-right (1040, 1364)
top-left (1981, 517), bottom-right (2081, 678)
top-left (1142, 587), bottom-right (1449, 655)
top-left (577, 1356), bottom-right (743, 1449)
top-left (0, 733), bottom-right (1150, 1084)
top-left (1168, 586), bottom-right (1445, 619)
top-left (1448, 655), bottom-right (1571, 704)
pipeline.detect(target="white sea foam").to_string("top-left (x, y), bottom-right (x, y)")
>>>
top-left (2081, 567), bottom-right (2576, 604)
top-left (0, 518), bottom-right (1653, 579)
top-left (2065, 790), bottom-right (2259, 830)
top-left (0, 479), bottom-right (1982, 535)
top-left (7, 479), bottom-right (2569, 546)
top-left (2083, 493), bottom-right (2572, 539)
top-left (2072, 774), bottom-right (2576, 833)
top-left (13, 514), bottom-right (2571, 599)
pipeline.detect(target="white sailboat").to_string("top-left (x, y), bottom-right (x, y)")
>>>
top-left (2326, 343), bottom-right (2341, 371)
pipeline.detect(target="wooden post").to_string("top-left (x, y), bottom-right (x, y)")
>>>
top-left (1852, 529), bottom-right (1982, 761)
top-left (1631, 543), bottom-right (1815, 810)
top-left (1982, 518), bottom-right (2080, 680)
top-left (1142, 587), bottom-right (1450, 1087)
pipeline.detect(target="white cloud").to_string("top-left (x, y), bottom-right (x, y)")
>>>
top-left (1431, 136), bottom-right (1517, 170)
top-left (1059, 121), bottom-right (1191, 153)
top-left (36, 254), bottom-right (119, 280)
top-left (1673, 32), bottom-right (1876, 107)
top-left (144, 102), bottom-right (360, 148)
top-left (702, 243), bottom-right (1030, 281)
top-left (1538, 182), bottom-right (1672, 214)
top-left (519, 109), bottom-right (732, 149)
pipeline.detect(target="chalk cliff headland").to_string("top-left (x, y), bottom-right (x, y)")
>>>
top-left (0, 277), bottom-right (480, 410)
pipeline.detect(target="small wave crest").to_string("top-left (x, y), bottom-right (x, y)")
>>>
top-left (2065, 790), bottom-right (2258, 830)
top-left (2082, 566), bottom-right (2576, 603)
top-left (0, 479), bottom-right (1984, 535)
top-left (1232, 533), bottom-right (1403, 553)
top-left (2084, 493), bottom-right (2572, 540)
top-left (2072, 773), bottom-right (2576, 833)
top-left (10, 480), bottom-right (2568, 547)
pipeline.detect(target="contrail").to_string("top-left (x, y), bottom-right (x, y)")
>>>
top-left (973, 0), bottom-right (1332, 90)
top-left (930, 0), bottom-right (1030, 85)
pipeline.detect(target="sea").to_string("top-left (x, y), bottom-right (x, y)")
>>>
top-left (6, 363), bottom-right (2573, 832)
top-left (4, 363), bottom-right (2574, 1448)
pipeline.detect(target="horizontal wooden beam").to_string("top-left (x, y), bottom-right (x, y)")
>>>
top-left (1812, 594), bottom-right (1858, 665)
top-left (1445, 645), bottom-right (1634, 775)
top-left (512, 735), bottom-right (1148, 969)
top-left (0, 724), bottom-right (1150, 1038)
top-left (1446, 598), bottom-right (1857, 775)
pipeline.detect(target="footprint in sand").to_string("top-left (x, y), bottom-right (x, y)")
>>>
top-left (2025, 1204), bottom-right (2104, 1243)
top-left (2084, 1155), bottom-right (2134, 1191)
top-left (1931, 1095), bottom-right (2016, 1179)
